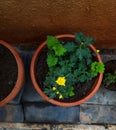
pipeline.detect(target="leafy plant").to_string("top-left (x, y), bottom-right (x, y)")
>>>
top-left (91, 62), bottom-right (105, 76)
top-left (43, 32), bottom-right (105, 100)
top-left (103, 70), bottom-right (116, 88)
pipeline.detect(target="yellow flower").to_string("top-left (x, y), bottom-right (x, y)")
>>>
top-left (59, 94), bottom-right (63, 99)
top-left (55, 76), bottom-right (66, 86)
top-left (56, 91), bottom-right (59, 94)
top-left (97, 50), bottom-right (100, 53)
top-left (52, 87), bottom-right (56, 91)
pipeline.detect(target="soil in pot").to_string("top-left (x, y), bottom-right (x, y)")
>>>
top-left (104, 60), bottom-right (116, 91)
top-left (0, 44), bottom-right (18, 101)
top-left (35, 46), bottom-right (96, 103)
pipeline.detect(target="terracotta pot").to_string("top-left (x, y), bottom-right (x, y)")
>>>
top-left (0, 40), bottom-right (25, 107)
top-left (30, 34), bottom-right (103, 107)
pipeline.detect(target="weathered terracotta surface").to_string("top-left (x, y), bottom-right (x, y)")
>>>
top-left (0, 0), bottom-right (116, 48)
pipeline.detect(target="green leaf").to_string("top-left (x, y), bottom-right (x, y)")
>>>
top-left (75, 32), bottom-right (85, 43)
top-left (75, 32), bottom-right (95, 46)
top-left (85, 37), bottom-right (95, 45)
top-left (47, 35), bottom-right (67, 56)
top-left (103, 72), bottom-right (116, 87)
top-left (47, 54), bottom-right (58, 67)
top-left (76, 48), bottom-right (91, 60)
top-left (70, 53), bottom-right (77, 63)
top-left (47, 36), bottom-right (60, 50)
top-left (76, 48), bottom-right (82, 60)
top-left (69, 87), bottom-right (75, 97)
top-left (91, 62), bottom-right (105, 76)
top-left (69, 91), bottom-right (75, 97)
top-left (49, 93), bottom-right (56, 99)
top-left (53, 43), bottom-right (67, 56)
top-left (64, 42), bottom-right (76, 52)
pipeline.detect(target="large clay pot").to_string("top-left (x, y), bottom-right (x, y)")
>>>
top-left (30, 34), bottom-right (103, 107)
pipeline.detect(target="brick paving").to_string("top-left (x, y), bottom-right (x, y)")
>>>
top-left (0, 47), bottom-right (116, 129)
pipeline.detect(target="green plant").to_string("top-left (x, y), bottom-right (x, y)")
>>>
top-left (103, 70), bottom-right (116, 88)
top-left (91, 62), bottom-right (105, 76)
top-left (43, 32), bottom-right (105, 99)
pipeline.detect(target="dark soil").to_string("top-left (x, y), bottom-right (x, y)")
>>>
top-left (35, 46), bottom-right (96, 103)
top-left (0, 44), bottom-right (18, 101)
top-left (104, 60), bottom-right (116, 91)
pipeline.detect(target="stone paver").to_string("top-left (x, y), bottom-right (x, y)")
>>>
top-left (0, 105), bottom-right (24, 122)
top-left (80, 104), bottom-right (116, 124)
top-left (86, 86), bottom-right (116, 105)
top-left (0, 123), bottom-right (108, 130)
top-left (24, 103), bottom-right (79, 123)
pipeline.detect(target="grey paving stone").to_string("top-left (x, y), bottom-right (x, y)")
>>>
top-left (86, 86), bottom-right (116, 105)
top-left (21, 52), bottom-right (44, 102)
top-left (80, 104), bottom-right (116, 124)
top-left (0, 104), bottom-right (24, 122)
top-left (24, 103), bottom-right (79, 123)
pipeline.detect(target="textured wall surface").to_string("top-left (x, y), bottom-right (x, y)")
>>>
top-left (0, 0), bottom-right (116, 48)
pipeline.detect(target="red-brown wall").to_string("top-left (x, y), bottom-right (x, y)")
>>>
top-left (0, 0), bottom-right (116, 48)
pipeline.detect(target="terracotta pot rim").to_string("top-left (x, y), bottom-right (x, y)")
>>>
top-left (0, 40), bottom-right (25, 107)
top-left (30, 34), bottom-right (103, 107)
